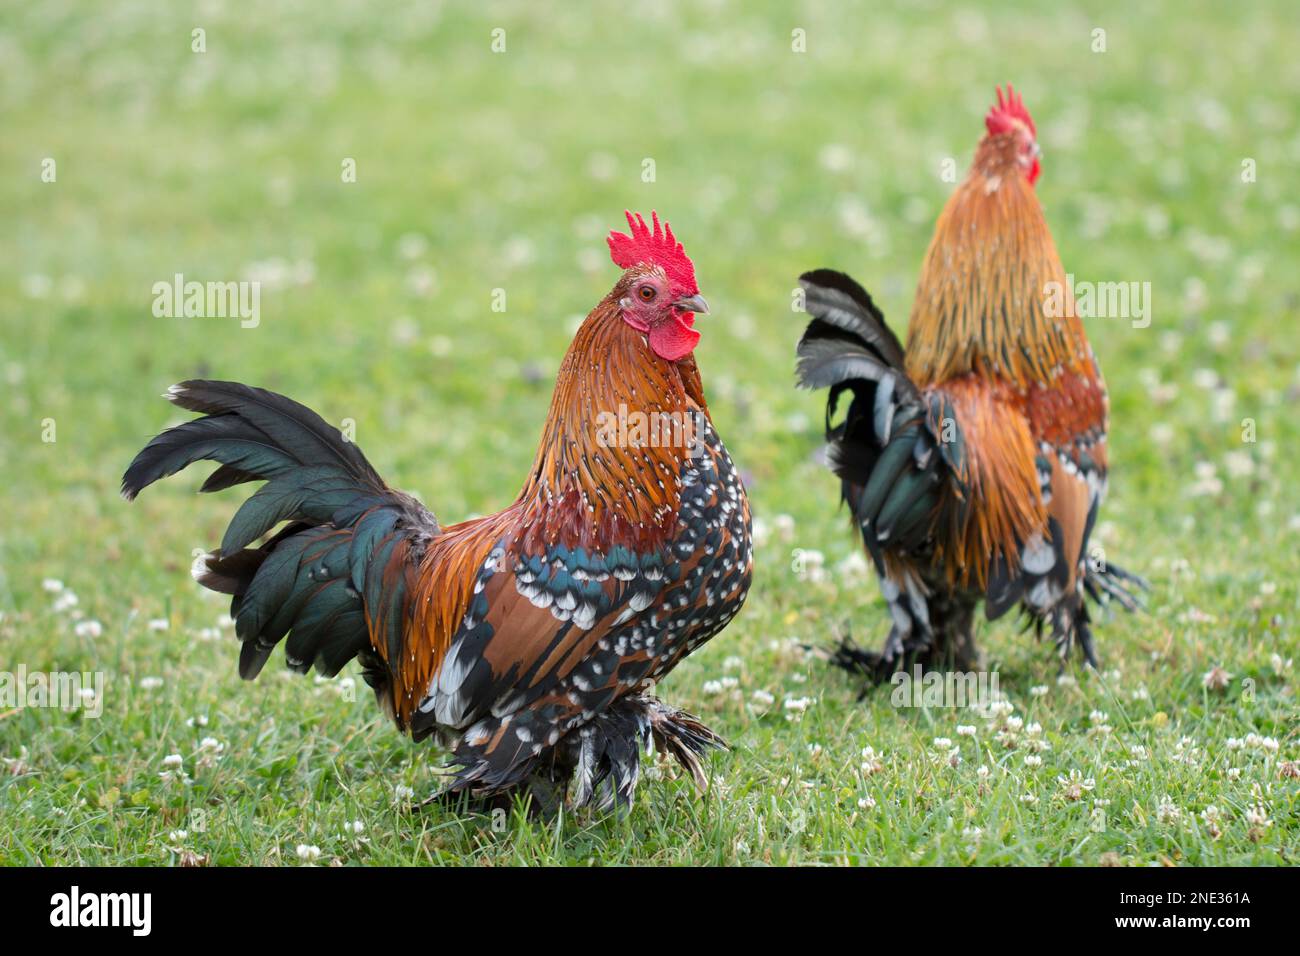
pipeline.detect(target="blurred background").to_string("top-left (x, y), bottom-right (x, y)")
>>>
top-left (1, 1), bottom-right (1297, 863)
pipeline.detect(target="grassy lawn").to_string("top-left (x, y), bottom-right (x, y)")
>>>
top-left (1, 0), bottom-right (1297, 865)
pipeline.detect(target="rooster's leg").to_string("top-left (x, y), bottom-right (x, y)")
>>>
top-left (1048, 595), bottom-right (1100, 672)
top-left (419, 770), bottom-right (568, 822)
top-left (828, 589), bottom-right (979, 691)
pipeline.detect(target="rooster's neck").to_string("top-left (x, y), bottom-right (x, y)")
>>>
top-left (516, 299), bottom-right (704, 551)
top-left (903, 135), bottom-right (1091, 389)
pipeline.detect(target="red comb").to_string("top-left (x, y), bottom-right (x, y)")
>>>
top-left (985, 84), bottom-right (1036, 138)
top-left (607, 211), bottom-right (698, 295)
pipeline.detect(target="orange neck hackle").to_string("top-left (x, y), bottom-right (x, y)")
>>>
top-left (518, 292), bottom-right (707, 553)
top-left (904, 132), bottom-right (1091, 391)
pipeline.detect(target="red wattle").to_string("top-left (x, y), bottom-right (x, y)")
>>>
top-left (649, 313), bottom-right (700, 361)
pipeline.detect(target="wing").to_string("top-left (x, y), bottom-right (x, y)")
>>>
top-left (404, 413), bottom-right (750, 794)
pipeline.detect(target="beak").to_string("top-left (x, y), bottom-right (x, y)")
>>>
top-left (673, 293), bottom-right (709, 315)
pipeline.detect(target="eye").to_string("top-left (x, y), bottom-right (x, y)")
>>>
top-left (637, 285), bottom-right (656, 301)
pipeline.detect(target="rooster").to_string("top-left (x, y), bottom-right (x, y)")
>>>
top-left (795, 87), bottom-right (1143, 682)
top-left (122, 211), bottom-right (752, 813)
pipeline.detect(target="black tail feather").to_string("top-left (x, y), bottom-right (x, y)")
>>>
top-left (123, 380), bottom-right (438, 692)
top-left (797, 271), bottom-right (953, 564)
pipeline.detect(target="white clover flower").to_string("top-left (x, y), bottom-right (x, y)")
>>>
top-left (1156, 798), bottom-right (1182, 824)
top-left (1020, 793), bottom-right (1039, 805)
top-left (346, 820), bottom-right (365, 835)
top-left (860, 747), bottom-right (884, 776)
top-left (719, 676), bottom-right (739, 690)
top-left (158, 768), bottom-right (191, 785)
top-left (53, 592), bottom-right (79, 613)
top-left (1057, 770), bottom-right (1095, 800)
top-left (167, 830), bottom-right (188, 842)
top-left (835, 551), bottom-right (870, 580)
top-left (1242, 733), bottom-right (1279, 753)
top-left (1024, 755), bottom-right (1043, 768)
top-left (198, 737), bottom-right (224, 754)
top-left (162, 754), bottom-right (184, 769)
top-left (750, 690), bottom-right (776, 708)
top-left (1149, 422), bottom-right (1175, 445)
top-left (1244, 805), bottom-right (1272, 828)
top-left (857, 796), bottom-right (876, 811)
top-left (1089, 710), bottom-right (1109, 725)
top-left (702, 679), bottom-right (724, 696)
top-left (989, 700), bottom-right (1015, 719)
top-left (394, 785), bottom-right (415, 801)
top-left (1223, 451), bottom-right (1254, 479)
top-left (976, 765), bottom-right (990, 780)
top-left (186, 715), bottom-right (209, 728)
top-left (932, 737), bottom-right (953, 750)
top-left (1029, 685), bottom-right (1049, 697)
top-left (147, 618), bottom-right (169, 632)
top-left (956, 725), bottom-right (977, 737)
top-left (42, 578), bottom-right (64, 593)
top-left (795, 549), bottom-right (827, 582)
top-left (1202, 665), bottom-right (1232, 690)
top-left (295, 844), bottom-right (321, 862)
top-left (139, 676), bottom-right (164, 690)
top-left (819, 143), bottom-right (854, 173)
top-left (783, 696), bottom-right (813, 713)
top-left (1025, 722), bottom-right (1042, 736)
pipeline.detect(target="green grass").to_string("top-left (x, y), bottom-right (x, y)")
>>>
top-left (1, 0), bottom-right (1297, 865)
